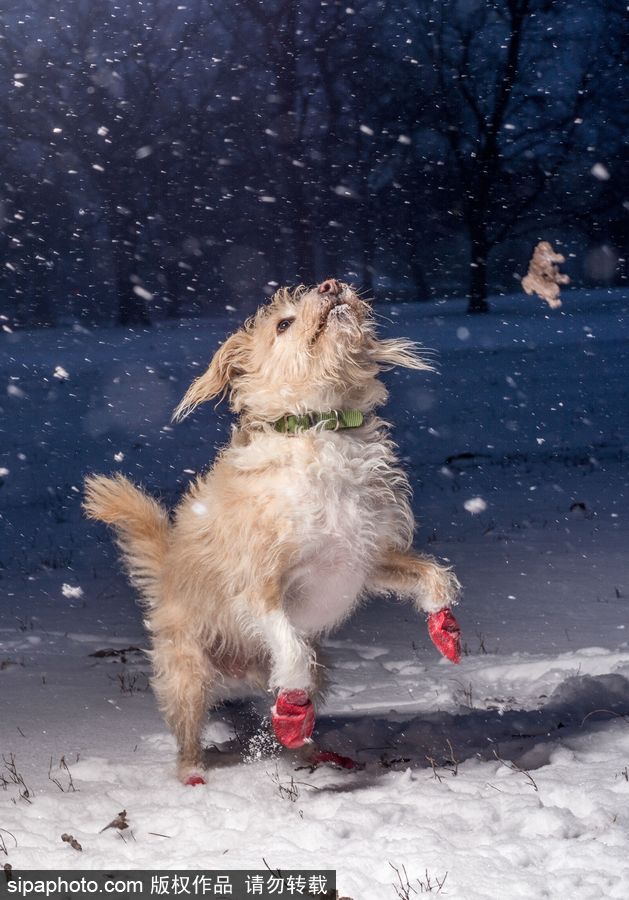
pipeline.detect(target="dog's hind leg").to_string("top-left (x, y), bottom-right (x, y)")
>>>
top-left (150, 629), bottom-right (216, 784)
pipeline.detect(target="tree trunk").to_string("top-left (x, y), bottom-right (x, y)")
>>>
top-left (115, 250), bottom-right (150, 326)
top-left (316, 56), bottom-right (343, 281)
top-left (32, 269), bottom-right (54, 327)
top-left (467, 238), bottom-right (490, 313)
top-left (162, 260), bottom-right (184, 319)
top-left (292, 192), bottom-right (315, 283)
top-left (117, 280), bottom-right (150, 325)
top-left (361, 216), bottom-right (376, 296)
top-left (410, 254), bottom-right (430, 301)
top-left (111, 212), bottom-right (150, 326)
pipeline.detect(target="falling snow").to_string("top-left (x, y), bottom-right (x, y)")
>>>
top-left (590, 162), bottom-right (611, 181)
top-left (463, 496), bottom-right (487, 515)
top-left (0, 1), bottom-right (626, 894)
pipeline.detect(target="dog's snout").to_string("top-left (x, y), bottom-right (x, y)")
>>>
top-left (318, 279), bottom-right (342, 296)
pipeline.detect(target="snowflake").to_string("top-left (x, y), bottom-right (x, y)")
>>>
top-left (464, 497), bottom-right (487, 514)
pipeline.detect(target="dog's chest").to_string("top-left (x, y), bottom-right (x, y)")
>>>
top-left (293, 435), bottom-right (391, 542)
top-left (227, 430), bottom-right (412, 634)
top-left (281, 433), bottom-right (410, 633)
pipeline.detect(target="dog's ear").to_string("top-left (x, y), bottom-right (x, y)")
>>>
top-left (368, 337), bottom-right (433, 372)
top-left (172, 330), bottom-right (250, 421)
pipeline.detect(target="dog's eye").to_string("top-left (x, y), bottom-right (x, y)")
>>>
top-left (276, 318), bottom-right (295, 334)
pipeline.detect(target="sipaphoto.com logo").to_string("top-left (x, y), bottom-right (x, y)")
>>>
top-left (3, 875), bottom-right (143, 897)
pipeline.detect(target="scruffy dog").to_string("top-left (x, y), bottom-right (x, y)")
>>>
top-left (84, 279), bottom-right (461, 784)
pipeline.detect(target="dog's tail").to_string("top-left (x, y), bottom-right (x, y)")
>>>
top-left (84, 474), bottom-right (169, 607)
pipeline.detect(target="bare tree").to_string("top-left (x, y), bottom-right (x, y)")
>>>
top-left (0, 0), bottom-right (623, 324)
top-left (399, 0), bottom-right (601, 311)
top-left (0, 0), bottom-right (214, 324)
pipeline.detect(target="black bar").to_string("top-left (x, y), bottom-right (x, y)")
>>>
top-left (1, 870), bottom-right (336, 900)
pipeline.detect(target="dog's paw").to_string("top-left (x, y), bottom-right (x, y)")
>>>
top-left (178, 764), bottom-right (207, 786)
top-left (184, 774), bottom-right (206, 786)
top-left (271, 689), bottom-right (315, 749)
top-left (427, 608), bottom-right (461, 664)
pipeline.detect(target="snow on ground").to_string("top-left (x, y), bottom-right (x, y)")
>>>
top-left (1, 288), bottom-right (628, 898)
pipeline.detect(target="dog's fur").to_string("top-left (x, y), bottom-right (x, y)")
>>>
top-left (84, 281), bottom-right (460, 780)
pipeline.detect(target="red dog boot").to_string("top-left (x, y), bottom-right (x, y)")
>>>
top-left (185, 774), bottom-right (206, 786)
top-left (272, 689), bottom-right (315, 749)
top-left (428, 608), bottom-right (461, 664)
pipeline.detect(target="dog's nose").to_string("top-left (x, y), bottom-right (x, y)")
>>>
top-left (318, 279), bottom-right (342, 296)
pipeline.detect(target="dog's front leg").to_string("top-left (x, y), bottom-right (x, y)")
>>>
top-left (371, 549), bottom-right (462, 663)
top-left (256, 608), bottom-right (317, 749)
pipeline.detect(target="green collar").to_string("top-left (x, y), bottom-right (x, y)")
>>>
top-left (274, 409), bottom-right (365, 434)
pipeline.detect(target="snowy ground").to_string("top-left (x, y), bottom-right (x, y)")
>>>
top-left (1, 288), bottom-right (628, 898)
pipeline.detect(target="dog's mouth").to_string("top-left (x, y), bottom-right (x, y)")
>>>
top-left (323, 297), bottom-right (352, 321)
top-left (311, 296), bottom-right (355, 343)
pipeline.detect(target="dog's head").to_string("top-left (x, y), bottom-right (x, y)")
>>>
top-left (173, 280), bottom-right (431, 423)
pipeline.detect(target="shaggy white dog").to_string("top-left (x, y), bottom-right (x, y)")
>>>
top-left (84, 279), bottom-right (461, 783)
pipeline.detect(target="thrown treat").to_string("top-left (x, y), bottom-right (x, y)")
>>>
top-left (522, 241), bottom-right (570, 309)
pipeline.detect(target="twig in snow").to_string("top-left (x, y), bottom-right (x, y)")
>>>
top-left (48, 758), bottom-right (63, 792)
top-left (425, 756), bottom-right (444, 783)
top-left (390, 863), bottom-right (417, 899)
top-left (492, 749), bottom-right (538, 792)
top-left (444, 739), bottom-right (459, 776)
top-left (60, 756), bottom-right (77, 791)
top-left (453, 679), bottom-right (474, 709)
top-left (0, 829), bottom-right (18, 855)
top-left (426, 739), bottom-right (459, 781)
top-left (48, 756), bottom-right (77, 793)
top-left (267, 765), bottom-right (321, 801)
top-left (1, 755), bottom-right (31, 804)
top-left (581, 709), bottom-right (629, 728)
top-left (108, 671), bottom-right (149, 694)
top-left (262, 858), bottom-right (282, 879)
top-left (389, 862), bottom-right (448, 896)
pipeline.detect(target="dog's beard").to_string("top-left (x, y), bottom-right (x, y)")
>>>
top-left (311, 300), bottom-right (361, 349)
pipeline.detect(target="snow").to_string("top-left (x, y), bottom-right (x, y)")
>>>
top-left (132, 286), bottom-right (154, 302)
top-left (463, 497), bottom-right (487, 515)
top-left (590, 163), bottom-right (611, 181)
top-left (1, 288), bottom-right (628, 897)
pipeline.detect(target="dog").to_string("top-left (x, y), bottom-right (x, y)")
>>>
top-left (84, 279), bottom-right (461, 784)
